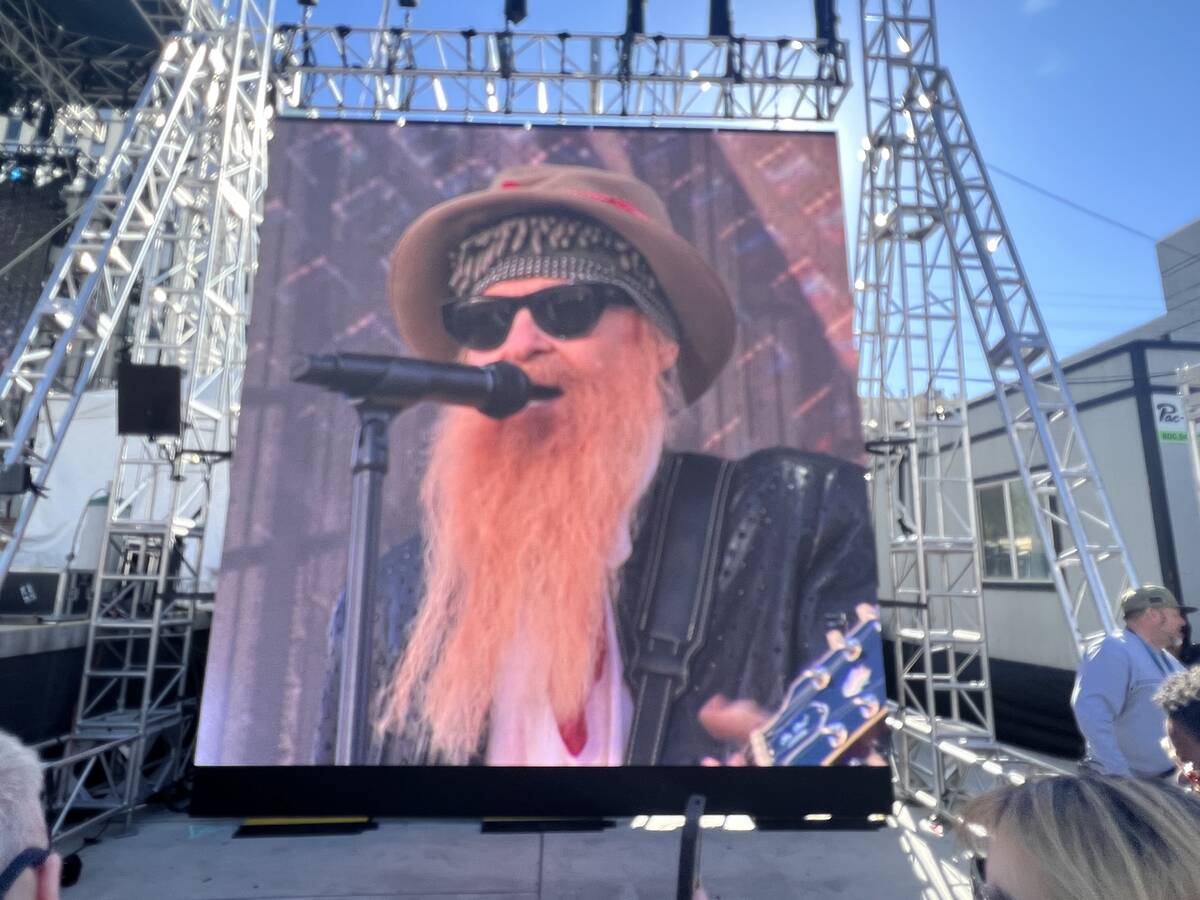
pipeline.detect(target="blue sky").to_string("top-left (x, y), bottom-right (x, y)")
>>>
top-left (296, 0), bottom-right (1200, 367)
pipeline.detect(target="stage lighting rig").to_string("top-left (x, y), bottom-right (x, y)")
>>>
top-left (504, 0), bottom-right (527, 26)
top-left (814, 0), bottom-right (839, 46)
top-left (708, 0), bottom-right (733, 38)
top-left (0, 70), bottom-right (15, 114)
top-left (625, 0), bottom-right (646, 36)
top-left (35, 104), bottom-right (54, 142)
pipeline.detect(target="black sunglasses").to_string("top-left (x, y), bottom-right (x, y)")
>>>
top-left (441, 282), bottom-right (636, 351)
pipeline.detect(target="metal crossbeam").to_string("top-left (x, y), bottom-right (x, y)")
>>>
top-left (271, 25), bottom-right (850, 123)
top-left (885, 708), bottom-right (1071, 821)
top-left (0, 1), bottom-right (105, 141)
top-left (129, 0), bottom-right (207, 42)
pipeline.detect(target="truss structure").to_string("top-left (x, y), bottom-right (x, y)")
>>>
top-left (0, 0), bottom-right (1123, 837)
top-left (271, 25), bottom-right (850, 123)
top-left (0, 0), bottom-right (205, 111)
top-left (0, 0), bottom-right (273, 838)
top-left (854, 0), bottom-right (1136, 817)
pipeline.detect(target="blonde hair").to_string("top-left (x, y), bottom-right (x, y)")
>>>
top-left (0, 729), bottom-right (46, 866)
top-left (963, 775), bottom-right (1200, 900)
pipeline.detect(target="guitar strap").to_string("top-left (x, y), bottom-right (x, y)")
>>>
top-left (624, 452), bottom-right (735, 765)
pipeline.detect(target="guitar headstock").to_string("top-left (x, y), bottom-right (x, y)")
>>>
top-left (750, 611), bottom-right (887, 767)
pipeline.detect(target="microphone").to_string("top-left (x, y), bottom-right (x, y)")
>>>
top-left (291, 353), bottom-right (561, 419)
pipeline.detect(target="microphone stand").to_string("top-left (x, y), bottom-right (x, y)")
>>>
top-left (293, 354), bottom-right (558, 765)
top-left (336, 398), bottom-right (404, 766)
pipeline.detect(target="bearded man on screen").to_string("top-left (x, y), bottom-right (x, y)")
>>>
top-left (315, 164), bottom-right (878, 766)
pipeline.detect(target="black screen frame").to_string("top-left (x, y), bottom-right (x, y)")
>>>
top-left (192, 764), bottom-right (893, 823)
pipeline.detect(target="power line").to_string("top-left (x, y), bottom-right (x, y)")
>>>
top-left (989, 164), bottom-right (1162, 245)
top-left (989, 165), bottom-right (1200, 273)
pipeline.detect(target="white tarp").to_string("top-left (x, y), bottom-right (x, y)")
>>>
top-left (11, 388), bottom-right (233, 587)
top-left (13, 389), bottom-right (119, 572)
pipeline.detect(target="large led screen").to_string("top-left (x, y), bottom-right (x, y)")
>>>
top-left (194, 121), bottom-right (889, 817)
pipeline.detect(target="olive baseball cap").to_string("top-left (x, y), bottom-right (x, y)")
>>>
top-left (1120, 584), bottom-right (1196, 616)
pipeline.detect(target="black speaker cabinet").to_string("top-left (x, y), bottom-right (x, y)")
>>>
top-left (0, 463), bottom-right (31, 495)
top-left (117, 362), bottom-right (182, 436)
top-left (0, 570), bottom-right (62, 616)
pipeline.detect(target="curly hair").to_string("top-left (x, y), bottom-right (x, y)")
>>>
top-left (1155, 666), bottom-right (1200, 741)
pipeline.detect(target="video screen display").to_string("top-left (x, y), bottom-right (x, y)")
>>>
top-left (195, 121), bottom-right (887, 788)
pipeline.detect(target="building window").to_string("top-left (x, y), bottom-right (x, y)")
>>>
top-left (977, 479), bottom-right (1053, 582)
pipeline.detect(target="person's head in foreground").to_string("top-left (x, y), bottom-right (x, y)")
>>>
top-left (963, 774), bottom-right (1200, 900)
top-left (1121, 583), bottom-right (1193, 652)
top-left (381, 164), bottom-right (734, 762)
top-left (0, 730), bottom-right (58, 900)
top-left (1156, 666), bottom-right (1200, 791)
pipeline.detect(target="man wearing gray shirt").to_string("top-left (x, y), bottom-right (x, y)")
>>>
top-left (1071, 584), bottom-right (1193, 778)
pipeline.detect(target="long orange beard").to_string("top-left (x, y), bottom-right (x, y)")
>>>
top-left (380, 329), bottom-right (670, 763)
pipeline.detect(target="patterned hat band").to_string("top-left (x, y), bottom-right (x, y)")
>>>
top-left (447, 212), bottom-right (680, 341)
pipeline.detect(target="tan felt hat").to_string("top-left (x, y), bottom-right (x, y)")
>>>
top-left (387, 164), bottom-right (736, 405)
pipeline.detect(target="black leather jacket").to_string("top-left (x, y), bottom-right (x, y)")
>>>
top-left (314, 447), bottom-right (877, 765)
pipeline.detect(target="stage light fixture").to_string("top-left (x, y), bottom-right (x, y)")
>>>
top-left (624, 0), bottom-right (645, 35)
top-left (708, 0), bottom-right (733, 37)
top-left (504, 0), bottom-right (527, 25)
top-left (0, 69), bottom-right (15, 111)
top-left (814, 0), bottom-right (839, 45)
top-left (35, 103), bottom-right (53, 141)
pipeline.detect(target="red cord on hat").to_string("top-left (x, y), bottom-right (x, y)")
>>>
top-left (498, 180), bottom-right (650, 221)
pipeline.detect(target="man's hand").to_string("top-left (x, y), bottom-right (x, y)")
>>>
top-left (698, 603), bottom-right (881, 766)
top-left (698, 694), bottom-right (770, 765)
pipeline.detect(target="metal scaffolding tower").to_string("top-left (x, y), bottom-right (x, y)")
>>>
top-left (854, 0), bottom-right (1137, 816)
top-left (0, 0), bottom-right (273, 838)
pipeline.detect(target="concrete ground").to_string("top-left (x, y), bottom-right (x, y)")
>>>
top-left (64, 805), bottom-right (973, 899)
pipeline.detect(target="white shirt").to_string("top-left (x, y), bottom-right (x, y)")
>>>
top-left (485, 600), bottom-right (633, 766)
top-left (485, 434), bottom-right (663, 766)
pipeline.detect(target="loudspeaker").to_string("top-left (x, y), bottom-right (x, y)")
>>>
top-left (0, 463), bottom-right (31, 495)
top-left (0, 570), bottom-right (61, 615)
top-left (117, 362), bottom-right (182, 436)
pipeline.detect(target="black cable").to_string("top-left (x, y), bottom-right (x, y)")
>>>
top-left (989, 164), bottom-right (1200, 267)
